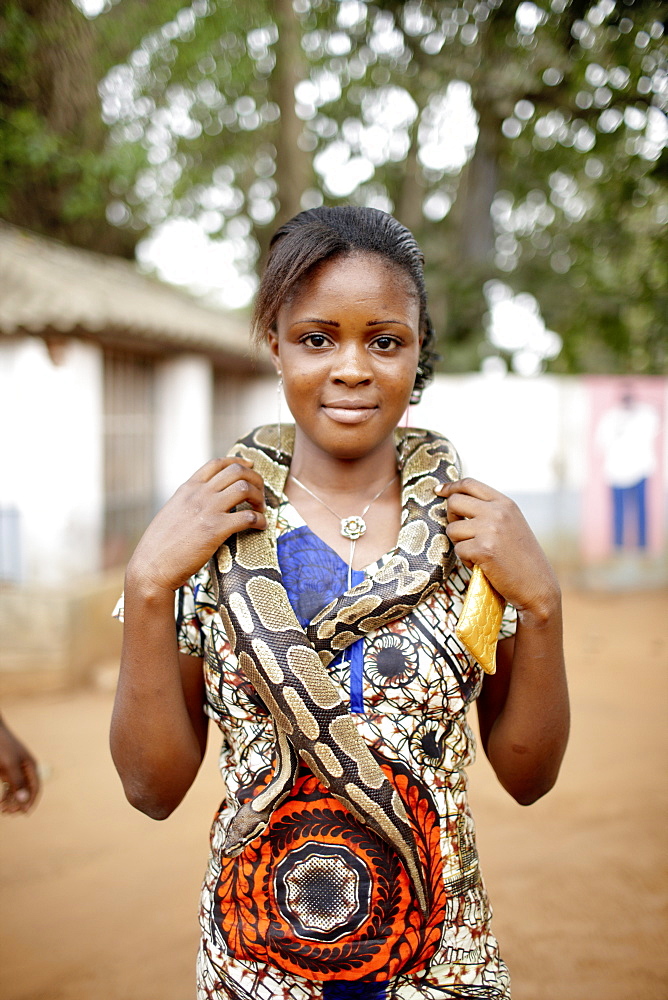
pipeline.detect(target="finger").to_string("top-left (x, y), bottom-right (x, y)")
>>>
top-left (445, 519), bottom-right (476, 543)
top-left (20, 759), bottom-right (40, 810)
top-left (1, 785), bottom-right (24, 814)
top-left (217, 478), bottom-right (267, 514)
top-left (191, 456), bottom-right (254, 483)
top-left (213, 462), bottom-right (266, 492)
top-left (1, 783), bottom-right (12, 813)
top-left (0, 755), bottom-right (25, 795)
top-left (210, 465), bottom-right (267, 506)
top-left (450, 539), bottom-right (479, 569)
top-left (3, 758), bottom-right (35, 812)
top-left (14, 787), bottom-right (31, 810)
top-left (436, 478), bottom-right (504, 502)
top-left (444, 492), bottom-right (489, 524)
top-left (224, 508), bottom-right (268, 534)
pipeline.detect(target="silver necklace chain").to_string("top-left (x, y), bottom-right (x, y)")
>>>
top-left (289, 473), bottom-right (396, 541)
top-left (289, 471), bottom-right (397, 593)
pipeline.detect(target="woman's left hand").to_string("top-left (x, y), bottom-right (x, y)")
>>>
top-left (437, 478), bottom-right (560, 622)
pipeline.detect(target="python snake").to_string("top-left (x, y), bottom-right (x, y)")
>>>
top-left (209, 424), bottom-right (461, 913)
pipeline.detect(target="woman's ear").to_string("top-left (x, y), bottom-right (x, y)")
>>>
top-left (267, 330), bottom-right (281, 372)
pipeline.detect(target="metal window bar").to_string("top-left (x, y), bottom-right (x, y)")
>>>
top-left (213, 371), bottom-right (254, 457)
top-left (103, 351), bottom-right (156, 569)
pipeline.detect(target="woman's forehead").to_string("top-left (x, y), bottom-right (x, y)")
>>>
top-left (286, 251), bottom-right (419, 308)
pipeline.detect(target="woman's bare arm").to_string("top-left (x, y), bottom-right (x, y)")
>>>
top-left (110, 457), bottom-right (267, 818)
top-left (438, 478), bottom-right (569, 804)
top-left (110, 584), bottom-right (207, 818)
top-left (476, 607), bottom-right (569, 804)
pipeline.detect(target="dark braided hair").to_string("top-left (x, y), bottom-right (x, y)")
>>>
top-left (251, 206), bottom-right (437, 404)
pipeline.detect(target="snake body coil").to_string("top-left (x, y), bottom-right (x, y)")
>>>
top-left (209, 425), bottom-right (460, 914)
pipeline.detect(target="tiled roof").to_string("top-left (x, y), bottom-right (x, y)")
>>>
top-left (0, 223), bottom-right (253, 359)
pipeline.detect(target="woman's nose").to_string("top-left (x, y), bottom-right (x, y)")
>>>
top-left (331, 342), bottom-right (372, 384)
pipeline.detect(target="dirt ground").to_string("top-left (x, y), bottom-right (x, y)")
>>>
top-left (1, 587), bottom-right (666, 1000)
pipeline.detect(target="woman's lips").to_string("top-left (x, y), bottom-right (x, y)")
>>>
top-left (322, 404), bottom-right (377, 424)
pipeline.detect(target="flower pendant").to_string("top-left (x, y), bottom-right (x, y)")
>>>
top-left (340, 516), bottom-right (367, 540)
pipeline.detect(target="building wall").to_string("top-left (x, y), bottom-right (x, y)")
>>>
top-left (0, 340), bottom-right (216, 693)
top-left (412, 374), bottom-right (668, 581)
top-left (410, 374), bottom-right (585, 563)
top-left (155, 354), bottom-right (213, 506)
top-left (0, 336), bottom-right (112, 693)
top-left (0, 336), bottom-right (103, 585)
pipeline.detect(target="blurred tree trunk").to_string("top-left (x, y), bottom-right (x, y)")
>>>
top-left (455, 103), bottom-right (501, 266)
top-left (395, 127), bottom-right (424, 235)
top-left (261, 0), bottom-right (312, 262)
top-left (0, 0), bottom-right (135, 255)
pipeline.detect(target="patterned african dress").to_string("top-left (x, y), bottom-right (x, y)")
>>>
top-left (171, 497), bottom-right (517, 1000)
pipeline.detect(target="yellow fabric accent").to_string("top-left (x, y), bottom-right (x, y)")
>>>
top-left (456, 565), bottom-right (506, 675)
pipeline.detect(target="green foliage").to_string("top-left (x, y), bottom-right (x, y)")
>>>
top-left (0, 0), bottom-right (138, 253)
top-left (478, 0), bottom-right (668, 374)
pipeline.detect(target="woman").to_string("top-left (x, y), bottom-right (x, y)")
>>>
top-left (111, 206), bottom-right (569, 999)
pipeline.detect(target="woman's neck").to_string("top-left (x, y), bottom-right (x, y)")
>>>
top-left (285, 426), bottom-right (402, 570)
top-left (288, 427), bottom-right (399, 502)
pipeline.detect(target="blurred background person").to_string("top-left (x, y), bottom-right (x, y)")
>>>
top-left (596, 386), bottom-right (660, 551)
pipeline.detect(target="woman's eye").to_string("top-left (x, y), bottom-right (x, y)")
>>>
top-left (302, 333), bottom-right (331, 348)
top-left (372, 335), bottom-right (400, 351)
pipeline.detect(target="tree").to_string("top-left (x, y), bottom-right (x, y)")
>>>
top-left (0, 0), bottom-right (185, 254)
top-left (2, 0), bottom-right (666, 372)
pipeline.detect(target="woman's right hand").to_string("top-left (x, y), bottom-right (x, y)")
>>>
top-left (0, 719), bottom-right (40, 815)
top-left (126, 456), bottom-right (267, 596)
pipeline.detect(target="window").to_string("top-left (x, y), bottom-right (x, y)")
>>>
top-left (103, 351), bottom-right (155, 569)
top-left (213, 371), bottom-right (255, 456)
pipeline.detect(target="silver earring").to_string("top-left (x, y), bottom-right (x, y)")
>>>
top-left (277, 375), bottom-right (283, 452)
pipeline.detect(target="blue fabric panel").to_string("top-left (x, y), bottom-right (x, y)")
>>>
top-left (348, 568), bottom-right (365, 712)
top-left (278, 524), bottom-right (349, 627)
top-left (323, 981), bottom-right (388, 1000)
top-left (277, 525), bottom-right (366, 712)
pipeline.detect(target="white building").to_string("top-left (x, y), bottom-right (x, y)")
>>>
top-left (0, 224), bottom-right (272, 694)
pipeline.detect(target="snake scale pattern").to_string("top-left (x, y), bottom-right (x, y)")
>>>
top-left (209, 424), bottom-right (461, 913)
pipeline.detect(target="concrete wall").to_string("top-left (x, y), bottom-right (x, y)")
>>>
top-left (410, 374), bottom-right (586, 564)
top-left (411, 374), bottom-right (668, 585)
top-left (0, 568), bottom-right (125, 695)
top-left (0, 347), bottom-right (220, 694)
top-left (0, 337), bottom-right (114, 694)
top-left (0, 337), bottom-right (103, 586)
top-left (154, 354), bottom-right (213, 506)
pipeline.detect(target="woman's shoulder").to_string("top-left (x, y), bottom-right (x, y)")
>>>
top-left (400, 426), bottom-right (463, 479)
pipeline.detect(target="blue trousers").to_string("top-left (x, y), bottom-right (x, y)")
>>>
top-left (612, 478), bottom-right (647, 549)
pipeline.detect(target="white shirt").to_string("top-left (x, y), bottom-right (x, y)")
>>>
top-left (596, 400), bottom-right (660, 488)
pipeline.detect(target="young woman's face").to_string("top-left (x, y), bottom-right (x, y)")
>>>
top-left (268, 252), bottom-right (422, 462)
